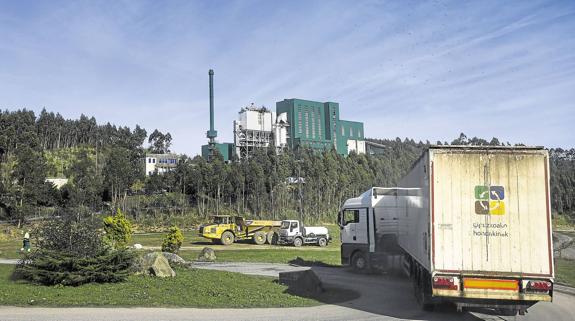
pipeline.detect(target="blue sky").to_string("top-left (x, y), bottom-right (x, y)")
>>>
top-left (1, 0), bottom-right (574, 155)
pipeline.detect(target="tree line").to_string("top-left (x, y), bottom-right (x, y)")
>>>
top-left (0, 109), bottom-right (574, 226)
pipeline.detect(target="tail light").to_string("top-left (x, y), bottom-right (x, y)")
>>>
top-left (433, 276), bottom-right (458, 290)
top-left (525, 280), bottom-right (552, 292)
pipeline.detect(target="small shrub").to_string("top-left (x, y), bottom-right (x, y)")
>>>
top-left (103, 208), bottom-right (133, 249)
top-left (16, 249), bottom-right (135, 286)
top-left (161, 226), bottom-right (184, 253)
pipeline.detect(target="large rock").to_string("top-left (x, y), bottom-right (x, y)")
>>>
top-left (279, 269), bottom-right (324, 296)
top-left (141, 252), bottom-right (176, 277)
top-left (162, 252), bottom-right (186, 265)
top-left (197, 247), bottom-right (216, 262)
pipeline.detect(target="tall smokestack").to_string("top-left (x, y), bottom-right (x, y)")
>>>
top-left (206, 69), bottom-right (217, 160)
top-left (208, 69), bottom-right (215, 137)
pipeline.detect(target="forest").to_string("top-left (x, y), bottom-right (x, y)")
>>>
top-left (0, 108), bottom-right (574, 226)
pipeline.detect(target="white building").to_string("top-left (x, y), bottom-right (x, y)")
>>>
top-left (347, 139), bottom-right (366, 154)
top-left (233, 104), bottom-right (289, 159)
top-left (145, 154), bottom-right (178, 176)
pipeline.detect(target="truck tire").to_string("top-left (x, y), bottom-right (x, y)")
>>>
top-left (352, 252), bottom-right (369, 273)
top-left (267, 231), bottom-right (278, 245)
top-left (253, 231), bottom-right (267, 245)
top-left (318, 237), bottom-right (328, 247)
top-left (293, 237), bottom-right (303, 247)
top-left (413, 264), bottom-right (434, 311)
top-left (221, 231), bottom-right (235, 246)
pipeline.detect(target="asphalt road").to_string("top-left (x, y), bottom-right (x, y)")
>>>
top-left (1, 263), bottom-right (573, 321)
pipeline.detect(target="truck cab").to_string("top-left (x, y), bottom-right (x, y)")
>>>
top-left (339, 187), bottom-right (408, 272)
top-left (278, 220), bottom-right (330, 247)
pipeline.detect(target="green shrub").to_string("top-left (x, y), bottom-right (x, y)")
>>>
top-left (103, 208), bottom-right (133, 249)
top-left (161, 226), bottom-right (184, 253)
top-left (16, 249), bottom-right (135, 286)
top-left (15, 209), bottom-right (135, 286)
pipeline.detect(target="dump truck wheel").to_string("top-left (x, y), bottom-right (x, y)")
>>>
top-left (318, 237), bottom-right (328, 247)
top-left (293, 237), bottom-right (303, 247)
top-left (221, 231), bottom-right (234, 245)
top-left (253, 231), bottom-right (267, 245)
top-left (266, 231), bottom-right (277, 245)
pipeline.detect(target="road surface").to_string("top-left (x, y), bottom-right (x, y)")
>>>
top-left (1, 262), bottom-right (573, 321)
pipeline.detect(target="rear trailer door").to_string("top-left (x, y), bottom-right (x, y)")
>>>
top-left (431, 149), bottom-right (553, 278)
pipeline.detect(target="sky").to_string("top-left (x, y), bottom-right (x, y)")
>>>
top-left (1, 0), bottom-right (574, 156)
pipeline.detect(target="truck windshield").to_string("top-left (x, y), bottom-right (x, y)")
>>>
top-left (280, 221), bottom-right (290, 229)
top-left (212, 217), bottom-right (227, 224)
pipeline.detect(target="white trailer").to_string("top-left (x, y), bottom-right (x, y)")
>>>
top-left (340, 146), bottom-right (554, 315)
top-left (278, 220), bottom-right (330, 247)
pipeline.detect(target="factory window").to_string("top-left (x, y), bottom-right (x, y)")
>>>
top-left (341, 125), bottom-right (344, 136)
top-left (298, 111), bottom-right (302, 134)
top-left (350, 127), bottom-right (353, 137)
top-left (305, 112), bottom-right (309, 138)
top-left (317, 112), bottom-right (322, 139)
top-left (311, 112), bottom-right (315, 138)
top-left (152, 158), bottom-right (156, 164)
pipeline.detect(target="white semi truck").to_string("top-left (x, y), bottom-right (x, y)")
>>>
top-left (278, 220), bottom-right (330, 247)
top-left (339, 146), bottom-right (554, 315)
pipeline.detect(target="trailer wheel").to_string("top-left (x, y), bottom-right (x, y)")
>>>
top-left (318, 237), bottom-right (328, 247)
top-left (293, 237), bottom-right (303, 247)
top-left (253, 231), bottom-right (267, 245)
top-left (221, 231), bottom-right (235, 246)
top-left (267, 231), bottom-right (278, 245)
top-left (352, 252), bottom-right (369, 273)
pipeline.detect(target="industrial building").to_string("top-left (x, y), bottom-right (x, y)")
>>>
top-left (276, 98), bottom-right (365, 155)
top-left (233, 104), bottom-right (289, 159)
top-left (198, 70), bottom-right (365, 161)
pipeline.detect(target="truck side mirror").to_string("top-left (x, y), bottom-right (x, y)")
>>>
top-left (337, 212), bottom-right (343, 229)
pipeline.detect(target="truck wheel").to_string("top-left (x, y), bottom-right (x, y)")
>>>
top-left (496, 308), bottom-right (517, 316)
top-left (352, 252), bottom-right (369, 273)
top-left (266, 231), bottom-right (278, 245)
top-left (221, 231), bottom-right (234, 245)
top-left (293, 237), bottom-right (303, 247)
top-left (253, 231), bottom-right (267, 245)
top-left (318, 237), bottom-right (328, 247)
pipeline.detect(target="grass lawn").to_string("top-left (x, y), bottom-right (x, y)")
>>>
top-left (179, 248), bottom-right (341, 266)
top-left (555, 258), bottom-right (575, 287)
top-left (130, 224), bottom-right (342, 266)
top-left (0, 264), bottom-right (318, 308)
top-left (0, 239), bottom-right (23, 259)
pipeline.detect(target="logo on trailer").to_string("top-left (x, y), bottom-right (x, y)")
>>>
top-left (474, 185), bottom-right (505, 215)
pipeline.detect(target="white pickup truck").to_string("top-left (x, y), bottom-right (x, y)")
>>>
top-left (278, 220), bottom-right (330, 247)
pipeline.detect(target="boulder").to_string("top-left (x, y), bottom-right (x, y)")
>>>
top-left (162, 252), bottom-right (186, 265)
top-left (279, 269), bottom-right (324, 296)
top-left (141, 252), bottom-right (176, 277)
top-left (197, 247), bottom-right (216, 262)
top-left (133, 243), bottom-right (143, 250)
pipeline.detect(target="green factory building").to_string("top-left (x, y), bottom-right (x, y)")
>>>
top-left (201, 143), bottom-right (234, 161)
top-left (276, 98), bottom-right (365, 155)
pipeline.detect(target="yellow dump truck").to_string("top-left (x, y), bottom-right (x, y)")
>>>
top-left (199, 215), bottom-right (281, 245)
